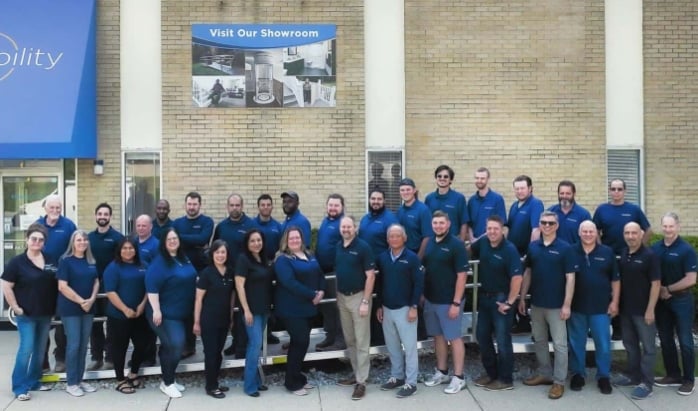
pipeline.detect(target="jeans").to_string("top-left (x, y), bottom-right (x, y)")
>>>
top-left (337, 292), bottom-right (372, 384)
top-left (568, 312), bottom-right (611, 379)
top-left (12, 315), bottom-right (51, 396)
top-left (281, 316), bottom-right (312, 391)
top-left (530, 306), bottom-right (568, 384)
top-left (107, 316), bottom-right (150, 381)
top-left (148, 317), bottom-right (186, 385)
top-left (620, 313), bottom-right (657, 387)
top-left (63, 315), bottom-right (94, 386)
top-left (476, 294), bottom-right (515, 383)
top-left (382, 306), bottom-right (419, 385)
top-left (243, 314), bottom-right (267, 394)
top-left (656, 293), bottom-right (695, 383)
top-left (200, 325), bottom-right (228, 391)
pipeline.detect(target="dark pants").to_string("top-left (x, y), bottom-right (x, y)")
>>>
top-left (620, 313), bottom-right (657, 387)
top-left (230, 311), bottom-right (248, 356)
top-left (201, 324), bottom-right (228, 391)
top-left (184, 315), bottom-right (196, 354)
top-left (148, 317), bottom-right (186, 385)
top-left (50, 323), bottom-right (66, 362)
top-left (107, 316), bottom-right (149, 381)
top-left (281, 316), bottom-right (312, 391)
top-left (319, 274), bottom-right (343, 343)
top-left (476, 294), bottom-right (515, 383)
top-left (656, 294), bottom-right (695, 383)
top-left (90, 299), bottom-right (111, 362)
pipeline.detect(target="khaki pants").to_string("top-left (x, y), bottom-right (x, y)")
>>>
top-left (337, 292), bottom-right (371, 384)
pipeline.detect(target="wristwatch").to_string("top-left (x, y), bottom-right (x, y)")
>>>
top-left (361, 299), bottom-right (369, 305)
top-left (451, 301), bottom-right (460, 307)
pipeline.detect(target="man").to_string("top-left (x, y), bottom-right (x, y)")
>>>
top-left (424, 165), bottom-right (469, 240)
top-left (614, 222), bottom-right (660, 400)
top-left (652, 212), bottom-right (697, 396)
top-left (376, 224), bottom-right (424, 398)
top-left (134, 214), bottom-right (159, 264)
top-left (334, 216), bottom-right (376, 401)
top-left (422, 211), bottom-right (469, 394)
top-left (36, 195), bottom-right (76, 373)
top-left (471, 215), bottom-right (522, 392)
top-left (359, 188), bottom-right (399, 258)
top-left (314, 193), bottom-right (347, 351)
top-left (253, 194), bottom-right (282, 261)
top-left (152, 199), bottom-right (173, 241)
top-left (87, 202), bottom-right (125, 370)
top-left (280, 191), bottom-right (311, 248)
top-left (547, 180), bottom-right (591, 244)
top-left (467, 167), bottom-right (507, 242)
top-left (519, 211), bottom-right (575, 399)
top-left (567, 221), bottom-right (619, 395)
top-left (396, 178), bottom-right (432, 257)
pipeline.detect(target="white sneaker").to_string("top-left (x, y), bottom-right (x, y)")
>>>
top-left (79, 382), bottom-right (97, 393)
top-left (159, 382), bottom-right (182, 398)
top-left (424, 369), bottom-right (451, 387)
top-left (66, 385), bottom-right (84, 397)
top-left (173, 381), bottom-right (186, 392)
top-left (444, 376), bottom-right (466, 394)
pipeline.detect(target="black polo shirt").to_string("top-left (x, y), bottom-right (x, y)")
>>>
top-left (197, 265), bottom-right (235, 329)
top-left (235, 253), bottom-right (274, 315)
top-left (1, 252), bottom-right (58, 316)
top-left (618, 245), bottom-right (661, 316)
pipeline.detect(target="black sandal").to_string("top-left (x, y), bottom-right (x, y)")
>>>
top-left (127, 376), bottom-right (144, 389)
top-left (116, 380), bottom-right (136, 394)
top-left (206, 388), bottom-right (225, 399)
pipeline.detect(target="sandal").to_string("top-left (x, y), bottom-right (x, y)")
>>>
top-left (115, 380), bottom-right (136, 394)
top-left (127, 376), bottom-right (144, 389)
top-left (17, 393), bottom-right (31, 401)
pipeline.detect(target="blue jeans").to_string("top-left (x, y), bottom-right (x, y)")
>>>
top-left (568, 312), bottom-right (611, 379)
top-left (656, 293), bottom-right (695, 383)
top-left (12, 315), bottom-right (51, 396)
top-left (476, 294), bottom-right (515, 383)
top-left (243, 314), bottom-right (267, 394)
top-left (63, 315), bottom-right (94, 386)
top-left (148, 317), bottom-right (186, 385)
top-left (382, 306), bottom-right (419, 385)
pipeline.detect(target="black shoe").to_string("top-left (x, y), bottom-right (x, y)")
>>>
top-left (218, 385), bottom-right (229, 392)
top-left (267, 334), bottom-right (280, 344)
top-left (247, 392), bottom-right (260, 397)
top-left (206, 388), bottom-right (225, 399)
top-left (223, 345), bottom-right (235, 356)
top-left (315, 338), bottom-right (335, 349)
top-left (180, 350), bottom-right (195, 359)
top-left (570, 374), bottom-right (585, 391)
top-left (598, 377), bottom-right (612, 394)
top-left (611, 332), bottom-right (622, 341)
top-left (258, 385), bottom-right (268, 391)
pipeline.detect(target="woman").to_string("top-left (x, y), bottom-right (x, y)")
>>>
top-left (146, 228), bottom-right (197, 399)
top-left (274, 226), bottom-right (325, 396)
top-left (235, 229), bottom-right (274, 397)
top-left (103, 238), bottom-right (149, 394)
top-left (1, 224), bottom-right (57, 401)
top-left (57, 230), bottom-right (99, 397)
top-left (193, 239), bottom-right (235, 399)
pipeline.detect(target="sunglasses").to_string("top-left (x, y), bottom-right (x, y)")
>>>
top-left (539, 221), bottom-right (557, 226)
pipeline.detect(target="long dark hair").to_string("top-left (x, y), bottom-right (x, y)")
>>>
top-left (114, 237), bottom-right (141, 266)
top-left (243, 228), bottom-right (268, 266)
top-left (208, 239), bottom-right (229, 267)
top-left (158, 227), bottom-right (188, 266)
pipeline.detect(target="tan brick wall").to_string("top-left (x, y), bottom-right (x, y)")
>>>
top-left (644, 1), bottom-right (698, 233)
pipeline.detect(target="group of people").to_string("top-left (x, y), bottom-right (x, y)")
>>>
top-left (1, 165), bottom-right (695, 403)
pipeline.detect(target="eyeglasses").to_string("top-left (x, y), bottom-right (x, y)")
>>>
top-left (436, 174), bottom-right (450, 179)
top-left (610, 187), bottom-right (624, 192)
top-left (28, 236), bottom-right (45, 243)
top-left (539, 221), bottom-right (557, 226)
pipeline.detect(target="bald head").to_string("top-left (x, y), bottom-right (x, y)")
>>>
top-left (135, 214), bottom-right (153, 239)
top-left (623, 222), bottom-right (644, 252)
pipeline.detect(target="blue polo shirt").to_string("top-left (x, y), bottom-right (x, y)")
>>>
top-left (56, 255), bottom-right (98, 316)
top-left (507, 195), bottom-right (545, 256)
top-left (470, 238), bottom-right (522, 294)
top-left (359, 208), bottom-right (399, 258)
top-left (273, 253), bottom-right (326, 318)
top-left (281, 210), bottom-right (312, 248)
top-left (213, 214), bottom-right (256, 266)
top-left (592, 202), bottom-right (650, 254)
top-left (334, 237), bottom-right (375, 294)
top-left (425, 189), bottom-right (470, 237)
top-left (173, 214), bottom-right (215, 271)
top-left (525, 237), bottom-right (574, 309)
top-left (547, 202), bottom-right (592, 244)
top-left (145, 254), bottom-right (197, 320)
top-left (570, 243), bottom-right (619, 315)
top-left (618, 245), bottom-right (661, 316)
top-left (253, 216), bottom-right (283, 260)
top-left (467, 189), bottom-right (507, 239)
top-left (89, 227), bottom-right (124, 278)
top-left (103, 261), bottom-right (147, 320)
top-left (152, 218), bottom-right (173, 241)
top-left (651, 236), bottom-right (698, 286)
top-left (376, 248), bottom-right (424, 309)
top-left (37, 215), bottom-right (76, 261)
top-left (422, 235), bottom-right (469, 304)
top-left (397, 200), bottom-right (433, 252)
top-left (136, 235), bottom-right (159, 264)
top-left (315, 214), bottom-right (343, 272)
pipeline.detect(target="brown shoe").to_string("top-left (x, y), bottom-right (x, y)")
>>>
top-left (351, 384), bottom-right (366, 400)
top-left (337, 377), bottom-right (357, 387)
top-left (548, 383), bottom-right (564, 399)
top-left (473, 375), bottom-right (493, 387)
top-left (524, 375), bottom-right (554, 386)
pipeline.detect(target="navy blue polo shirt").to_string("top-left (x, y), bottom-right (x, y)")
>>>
top-left (547, 203), bottom-right (591, 244)
top-left (280, 210), bottom-right (312, 248)
top-left (213, 214), bottom-right (256, 266)
top-left (56, 255), bottom-right (99, 316)
top-left (359, 208), bottom-right (399, 257)
top-left (525, 237), bottom-right (574, 309)
top-left (315, 214), bottom-right (344, 272)
top-left (422, 235), bottom-right (469, 304)
top-left (197, 264), bottom-right (235, 329)
top-left (88, 227), bottom-right (124, 277)
top-left (152, 218), bottom-right (173, 241)
top-left (376, 248), bottom-right (424, 309)
top-left (335, 237), bottom-right (375, 294)
top-left (652, 236), bottom-right (698, 286)
top-left (592, 202), bottom-right (651, 254)
top-left (425, 189), bottom-right (470, 237)
top-left (235, 253), bottom-right (274, 315)
top-left (618, 245), bottom-right (661, 316)
top-left (37, 215), bottom-right (76, 261)
top-left (145, 254), bottom-right (197, 320)
top-left (273, 253), bottom-right (326, 318)
top-left (570, 243), bottom-right (619, 315)
top-left (103, 261), bottom-right (147, 320)
top-left (1, 252), bottom-right (58, 316)
top-left (136, 235), bottom-right (159, 264)
top-left (470, 238), bottom-right (522, 294)
top-left (253, 216), bottom-right (283, 260)
top-left (507, 195), bottom-right (545, 256)
top-left (467, 189), bottom-right (507, 239)
top-left (173, 214), bottom-right (215, 271)
top-left (397, 200), bottom-right (433, 252)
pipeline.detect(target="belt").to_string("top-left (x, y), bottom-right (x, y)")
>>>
top-left (339, 289), bottom-right (363, 297)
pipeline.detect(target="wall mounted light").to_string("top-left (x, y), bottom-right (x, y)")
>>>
top-left (93, 159), bottom-right (104, 176)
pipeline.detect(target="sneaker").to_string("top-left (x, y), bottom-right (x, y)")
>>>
top-left (424, 369), bottom-right (450, 387)
top-left (54, 361), bottom-right (66, 373)
top-left (654, 375), bottom-right (682, 387)
top-left (570, 374), bottom-right (585, 391)
top-left (548, 383), bottom-right (564, 399)
top-left (351, 383), bottom-right (366, 400)
top-left (631, 383), bottom-right (653, 399)
top-left (159, 382), bottom-right (182, 398)
top-left (612, 374), bottom-right (638, 387)
top-left (678, 382), bottom-right (695, 396)
top-left (396, 383), bottom-right (417, 398)
top-left (484, 380), bottom-right (514, 391)
top-left (173, 381), bottom-right (186, 391)
top-left (86, 360), bottom-right (103, 371)
top-left (381, 377), bottom-right (405, 391)
top-left (473, 375), bottom-right (492, 387)
top-left (38, 384), bottom-right (52, 392)
top-left (16, 393), bottom-right (31, 401)
top-left (523, 375), bottom-right (553, 386)
top-left (598, 377), bottom-right (612, 394)
top-left (66, 385), bottom-right (84, 397)
top-left (444, 376), bottom-right (466, 394)
top-left (79, 382), bottom-right (97, 393)
top-left (292, 388), bottom-right (308, 396)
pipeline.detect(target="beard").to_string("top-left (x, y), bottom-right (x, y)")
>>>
top-left (559, 198), bottom-right (573, 209)
top-left (369, 204), bottom-right (385, 216)
top-left (96, 218), bottom-right (110, 227)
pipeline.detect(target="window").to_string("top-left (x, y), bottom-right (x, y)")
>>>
top-left (367, 150), bottom-right (403, 212)
top-left (123, 152), bottom-right (160, 235)
top-left (607, 149), bottom-right (642, 206)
